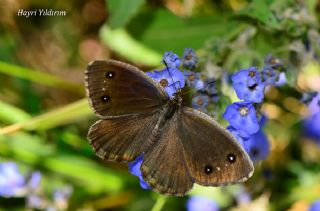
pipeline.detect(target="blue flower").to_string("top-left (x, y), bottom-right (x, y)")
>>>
top-left (307, 92), bottom-right (320, 115)
top-left (232, 67), bottom-right (265, 103)
top-left (162, 51), bottom-right (181, 69)
top-left (186, 196), bottom-right (219, 211)
top-left (184, 70), bottom-right (204, 90)
top-left (309, 199), bottom-right (320, 211)
top-left (0, 162), bottom-right (24, 197)
top-left (262, 66), bottom-right (279, 85)
top-left (200, 78), bottom-right (219, 103)
top-left (301, 92), bottom-right (318, 105)
top-left (227, 113), bottom-right (270, 162)
top-left (262, 65), bottom-right (287, 87)
top-left (0, 162), bottom-right (41, 197)
top-left (234, 185), bottom-right (251, 205)
top-left (192, 94), bottom-right (209, 112)
top-left (147, 67), bottom-right (185, 98)
top-left (227, 126), bottom-right (251, 153)
top-left (274, 72), bottom-right (286, 87)
top-left (228, 126), bottom-right (270, 162)
top-left (128, 154), bottom-right (150, 190)
top-left (182, 48), bottom-right (198, 69)
top-left (303, 113), bottom-right (320, 143)
top-left (303, 93), bottom-right (320, 143)
top-left (246, 129), bottom-right (270, 162)
top-left (29, 171), bottom-right (41, 189)
top-left (223, 102), bottom-right (260, 138)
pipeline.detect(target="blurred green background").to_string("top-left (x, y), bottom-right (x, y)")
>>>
top-left (0, 0), bottom-right (320, 210)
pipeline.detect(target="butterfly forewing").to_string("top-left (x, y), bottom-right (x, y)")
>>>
top-left (179, 108), bottom-right (254, 186)
top-left (85, 60), bottom-right (168, 118)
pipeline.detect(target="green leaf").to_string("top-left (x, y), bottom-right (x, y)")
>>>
top-left (0, 132), bottom-right (53, 162)
top-left (107, 0), bottom-right (146, 29)
top-left (305, 0), bottom-right (318, 15)
top-left (0, 101), bottom-right (31, 124)
top-left (0, 61), bottom-right (83, 95)
top-left (236, 0), bottom-right (280, 29)
top-left (0, 98), bottom-right (92, 134)
top-left (100, 25), bottom-right (162, 66)
top-left (127, 9), bottom-right (247, 54)
top-left (43, 155), bottom-right (124, 193)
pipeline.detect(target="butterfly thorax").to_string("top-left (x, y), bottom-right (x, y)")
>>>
top-left (164, 91), bottom-right (182, 120)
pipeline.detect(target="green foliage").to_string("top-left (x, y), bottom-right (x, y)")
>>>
top-left (236, 0), bottom-right (280, 29)
top-left (127, 9), bottom-right (247, 54)
top-left (107, 0), bottom-right (146, 29)
top-left (0, 61), bottom-right (83, 95)
top-left (100, 25), bottom-right (162, 66)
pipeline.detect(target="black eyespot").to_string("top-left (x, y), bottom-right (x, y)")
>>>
top-left (227, 153), bottom-right (236, 163)
top-left (100, 95), bottom-right (110, 103)
top-left (204, 165), bottom-right (213, 174)
top-left (106, 71), bottom-right (115, 78)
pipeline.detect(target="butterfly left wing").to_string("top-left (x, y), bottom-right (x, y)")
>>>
top-left (85, 60), bottom-right (168, 119)
top-left (88, 112), bottom-right (161, 162)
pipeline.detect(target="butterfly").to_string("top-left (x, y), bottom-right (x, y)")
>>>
top-left (85, 60), bottom-right (254, 196)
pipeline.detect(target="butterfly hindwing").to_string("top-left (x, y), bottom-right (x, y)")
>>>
top-left (85, 60), bottom-right (168, 118)
top-left (140, 107), bottom-right (253, 195)
top-left (140, 112), bottom-right (193, 196)
top-left (179, 107), bottom-right (254, 186)
top-left (88, 112), bottom-right (161, 162)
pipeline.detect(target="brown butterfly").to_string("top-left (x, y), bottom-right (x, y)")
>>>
top-left (85, 60), bottom-right (254, 196)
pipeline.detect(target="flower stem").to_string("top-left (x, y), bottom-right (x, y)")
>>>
top-left (151, 195), bottom-right (167, 211)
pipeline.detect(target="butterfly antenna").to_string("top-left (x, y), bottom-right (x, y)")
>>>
top-left (163, 59), bottom-right (180, 94)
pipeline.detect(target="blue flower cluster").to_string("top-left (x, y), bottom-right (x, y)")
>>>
top-left (224, 55), bottom-right (285, 162)
top-left (0, 162), bottom-right (40, 197)
top-left (0, 161), bottom-right (72, 210)
top-left (186, 196), bottom-right (219, 211)
top-left (146, 49), bottom-right (218, 112)
top-left (232, 55), bottom-right (286, 103)
top-left (302, 92), bottom-right (320, 144)
top-left (262, 55), bottom-right (286, 87)
top-left (224, 107), bottom-right (270, 162)
top-left (27, 186), bottom-right (73, 210)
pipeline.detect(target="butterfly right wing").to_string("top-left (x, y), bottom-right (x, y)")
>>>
top-left (85, 60), bottom-right (168, 119)
top-left (179, 107), bottom-right (254, 186)
top-left (140, 107), bottom-right (253, 196)
top-left (88, 112), bottom-right (161, 162)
